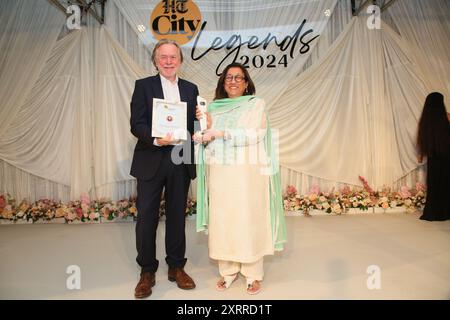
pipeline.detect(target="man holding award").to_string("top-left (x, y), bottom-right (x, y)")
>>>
top-left (130, 39), bottom-right (198, 299)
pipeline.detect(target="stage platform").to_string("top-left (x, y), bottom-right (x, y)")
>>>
top-left (1, 212), bottom-right (449, 300)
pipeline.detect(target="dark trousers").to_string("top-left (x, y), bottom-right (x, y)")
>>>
top-left (135, 148), bottom-right (190, 273)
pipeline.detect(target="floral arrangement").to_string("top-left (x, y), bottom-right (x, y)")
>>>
top-left (283, 177), bottom-right (426, 215)
top-left (99, 198), bottom-right (137, 222)
top-left (185, 198), bottom-right (197, 216)
top-left (0, 193), bottom-right (196, 224)
top-left (1, 176), bottom-right (426, 223)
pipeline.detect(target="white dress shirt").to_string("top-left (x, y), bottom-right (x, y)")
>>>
top-left (161, 74), bottom-right (181, 103)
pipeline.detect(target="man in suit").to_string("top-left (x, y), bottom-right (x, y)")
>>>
top-left (130, 39), bottom-right (198, 299)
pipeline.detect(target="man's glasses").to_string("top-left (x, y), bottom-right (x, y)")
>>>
top-left (225, 74), bottom-right (246, 83)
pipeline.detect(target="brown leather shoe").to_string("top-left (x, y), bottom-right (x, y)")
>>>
top-left (134, 272), bottom-right (155, 299)
top-left (168, 267), bottom-right (196, 290)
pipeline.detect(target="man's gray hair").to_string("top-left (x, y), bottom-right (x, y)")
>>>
top-left (151, 39), bottom-right (184, 69)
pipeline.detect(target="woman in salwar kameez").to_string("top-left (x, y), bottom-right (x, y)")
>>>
top-left (195, 63), bottom-right (287, 295)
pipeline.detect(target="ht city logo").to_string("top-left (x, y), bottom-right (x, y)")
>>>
top-left (150, 0), bottom-right (202, 45)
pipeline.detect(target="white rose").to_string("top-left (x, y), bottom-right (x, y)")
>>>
top-left (67, 211), bottom-right (77, 220)
top-left (332, 204), bottom-right (342, 214)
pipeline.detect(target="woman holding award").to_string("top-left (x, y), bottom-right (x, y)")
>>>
top-left (195, 63), bottom-right (287, 295)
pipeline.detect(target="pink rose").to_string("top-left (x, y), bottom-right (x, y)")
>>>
top-left (309, 185), bottom-right (320, 195)
top-left (415, 182), bottom-right (426, 192)
top-left (80, 194), bottom-right (90, 205)
top-left (67, 211), bottom-right (77, 221)
top-left (340, 186), bottom-right (351, 195)
top-left (286, 185), bottom-right (297, 196)
top-left (0, 195), bottom-right (6, 209)
top-left (400, 186), bottom-right (411, 199)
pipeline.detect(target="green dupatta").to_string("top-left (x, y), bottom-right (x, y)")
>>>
top-left (196, 95), bottom-right (287, 251)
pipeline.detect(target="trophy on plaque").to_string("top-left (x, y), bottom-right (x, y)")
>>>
top-left (194, 96), bottom-right (208, 142)
top-left (197, 96), bottom-right (208, 131)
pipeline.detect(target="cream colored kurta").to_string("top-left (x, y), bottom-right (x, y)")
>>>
top-left (206, 98), bottom-right (274, 263)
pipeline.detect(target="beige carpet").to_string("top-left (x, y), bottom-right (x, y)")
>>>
top-left (1, 212), bottom-right (449, 300)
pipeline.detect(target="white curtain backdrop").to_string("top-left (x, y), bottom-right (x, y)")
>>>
top-left (0, 25), bottom-right (148, 201)
top-left (0, 0), bottom-right (449, 202)
top-left (0, 0), bottom-right (68, 201)
top-left (385, 0), bottom-right (450, 110)
top-left (0, 0), bottom-right (64, 137)
top-left (272, 16), bottom-right (433, 191)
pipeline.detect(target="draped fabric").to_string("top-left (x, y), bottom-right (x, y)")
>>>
top-left (271, 16), bottom-right (432, 189)
top-left (0, 0), bottom-right (67, 201)
top-left (0, 0), bottom-right (449, 202)
top-left (104, 0), bottom-right (156, 73)
top-left (277, 1), bottom-right (450, 192)
top-left (385, 0), bottom-right (450, 111)
top-left (0, 0), bottom-right (64, 137)
top-left (0, 25), bottom-right (148, 201)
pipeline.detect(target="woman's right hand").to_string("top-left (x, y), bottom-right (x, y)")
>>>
top-left (196, 106), bottom-right (212, 129)
top-left (201, 129), bottom-right (224, 143)
top-left (201, 130), bottom-right (216, 143)
top-left (195, 106), bottom-right (202, 120)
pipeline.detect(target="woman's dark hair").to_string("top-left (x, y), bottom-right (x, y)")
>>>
top-left (214, 63), bottom-right (256, 100)
top-left (417, 92), bottom-right (450, 157)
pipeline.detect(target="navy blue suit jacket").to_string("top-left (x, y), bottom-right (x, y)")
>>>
top-left (130, 74), bottom-right (198, 180)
